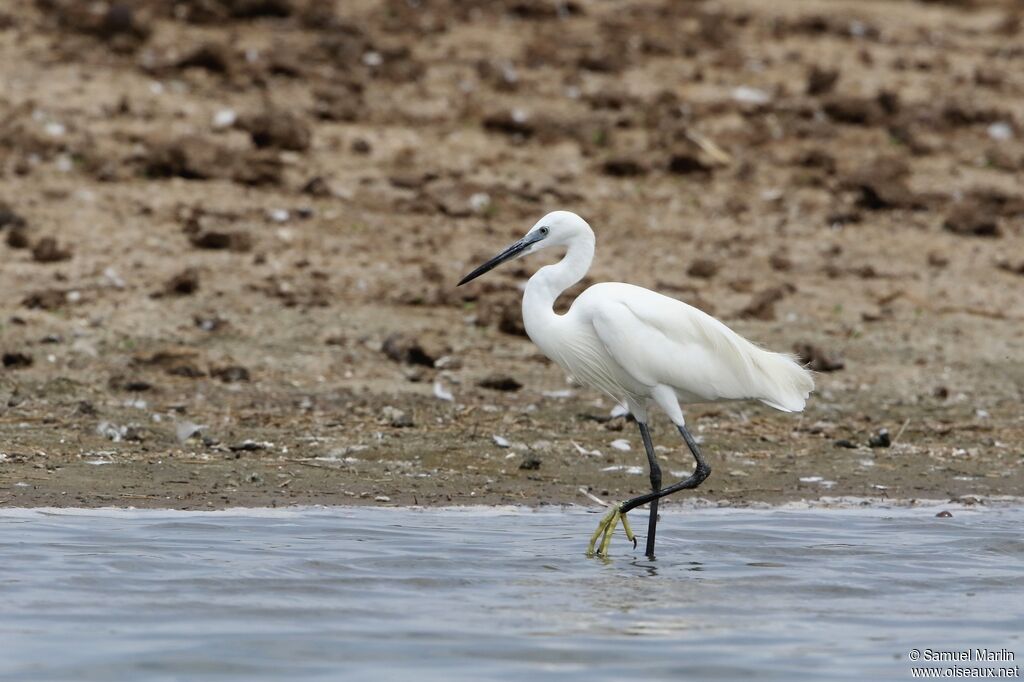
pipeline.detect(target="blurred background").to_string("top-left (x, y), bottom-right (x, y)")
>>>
top-left (0, 0), bottom-right (1021, 508)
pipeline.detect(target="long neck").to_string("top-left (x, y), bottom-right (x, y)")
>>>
top-left (522, 235), bottom-right (595, 338)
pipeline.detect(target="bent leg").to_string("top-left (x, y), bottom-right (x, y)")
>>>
top-left (621, 424), bottom-right (710, 514)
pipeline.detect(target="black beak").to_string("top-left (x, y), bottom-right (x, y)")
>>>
top-left (457, 231), bottom-right (545, 286)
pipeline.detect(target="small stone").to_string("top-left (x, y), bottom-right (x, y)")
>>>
top-left (212, 109), bottom-right (237, 129)
top-left (175, 421), bottom-right (204, 443)
top-left (868, 429), bottom-right (891, 448)
top-left (518, 455), bottom-right (542, 471)
top-left (433, 381), bottom-right (454, 402)
top-left (229, 440), bottom-right (266, 452)
top-left (732, 86), bottom-right (771, 105)
top-left (477, 375), bottom-right (522, 392)
top-left (935, 510), bottom-right (953, 518)
top-left (381, 406), bottom-right (414, 428)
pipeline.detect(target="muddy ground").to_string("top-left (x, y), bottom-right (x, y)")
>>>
top-left (1, 0), bottom-right (1022, 510)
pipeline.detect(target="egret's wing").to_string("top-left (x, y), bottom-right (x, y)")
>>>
top-left (589, 294), bottom-right (738, 401)
top-left (587, 284), bottom-right (811, 409)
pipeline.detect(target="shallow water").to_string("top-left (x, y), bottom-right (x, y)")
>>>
top-left (2, 505), bottom-right (1022, 681)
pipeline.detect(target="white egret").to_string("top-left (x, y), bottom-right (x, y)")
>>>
top-left (458, 211), bottom-right (814, 558)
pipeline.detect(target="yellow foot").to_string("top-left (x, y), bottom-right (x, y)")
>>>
top-left (586, 503), bottom-right (637, 557)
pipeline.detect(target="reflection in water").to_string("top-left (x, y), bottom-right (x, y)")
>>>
top-left (1, 505), bottom-right (1022, 681)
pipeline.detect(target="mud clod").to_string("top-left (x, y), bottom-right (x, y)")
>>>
top-left (31, 237), bottom-right (72, 263)
top-left (189, 231), bottom-right (253, 252)
top-left (0, 202), bottom-right (27, 230)
top-left (793, 343), bottom-right (845, 372)
top-left (477, 375), bottom-right (523, 392)
top-left (211, 365), bottom-right (251, 382)
top-left (2, 352), bottom-right (33, 369)
top-left (687, 258), bottom-right (719, 279)
top-left (943, 204), bottom-right (1001, 238)
top-left (240, 109), bottom-right (311, 152)
top-left (5, 228), bottom-right (30, 249)
top-left (175, 43), bottom-right (234, 73)
top-left (166, 268), bottom-right (201, 295)
top-left (383, 334), bottom-right (437, 367)
top-left (806, 65), bottom-right (840, 96)
top-left (737, 286), bottom-right (792, 321)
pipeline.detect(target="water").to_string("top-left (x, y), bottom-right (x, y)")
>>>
top-left (2, 505), bottom-right (1022, 681)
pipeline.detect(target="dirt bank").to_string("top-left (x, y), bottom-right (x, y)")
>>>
top-left (1, 0), bottom-right (1022, 509)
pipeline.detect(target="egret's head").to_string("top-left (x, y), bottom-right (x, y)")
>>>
top-left (457, 211), bottom-right (593, 286)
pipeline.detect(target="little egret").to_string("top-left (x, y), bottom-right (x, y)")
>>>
top-left (458, 211), bottom-right (814, 558)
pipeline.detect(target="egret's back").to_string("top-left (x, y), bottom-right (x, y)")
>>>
top-left (573, 283), bottom-right (814, 411)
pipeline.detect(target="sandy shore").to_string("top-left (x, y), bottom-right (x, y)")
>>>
top-left (1, 0), bottom-right (1022, 509)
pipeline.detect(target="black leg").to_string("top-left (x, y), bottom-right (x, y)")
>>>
top-left (637, 422), bottom-right (661, 558)
top-left (621, 424), bottom-right (711, 515)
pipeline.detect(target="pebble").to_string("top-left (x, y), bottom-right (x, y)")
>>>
top-left (987, 122), bottom-right (1012, 141)
top-left (601, 465), bottom-right (643, 474)
top-left (175, 421), bottom-right (204, 443)
top-left (212, 109), bottom-right (237, 129)
top-left (731, 86), bottom-right (771, 105)
top-left (868, 429), bottom-right (891, 448)
top-left (518, 455), bottom-right (542, 470)
top-left (433, 381), bottom-right (454, 402)
top-left (381, 406), bottom-right (414, 428)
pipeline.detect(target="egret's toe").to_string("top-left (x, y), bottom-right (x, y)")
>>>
top-left (586, 504), bottom-right (635, 557)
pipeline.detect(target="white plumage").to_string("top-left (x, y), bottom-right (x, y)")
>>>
top-left (510, 211), bottom-right (813, 425)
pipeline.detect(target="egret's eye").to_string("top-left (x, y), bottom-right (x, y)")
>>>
top-left (539, 226), bottom-right (549, 236)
